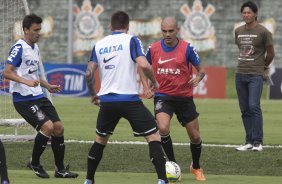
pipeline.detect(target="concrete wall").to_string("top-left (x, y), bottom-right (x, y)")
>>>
top-left (22, 0), bottom-right (282, 67)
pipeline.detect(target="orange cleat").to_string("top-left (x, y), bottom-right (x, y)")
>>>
top-left (189, 164), bottom-right (206, 181)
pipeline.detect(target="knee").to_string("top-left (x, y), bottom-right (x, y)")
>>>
top-left (145, 132), bottom-right (161, 142)
top-left (53, 122), bottom-right (64, 136)
top-left (189, 133), bottom-right (201, 143)
top-left (249, 104), bottom-right (261, 114)
top-left (158, 125), bottom-right (170, 135)
top-left (95, 135), bottom-right (109, 145)
top-left (40, 121), bottom-right (54, 136)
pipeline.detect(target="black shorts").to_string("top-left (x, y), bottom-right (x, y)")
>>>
top-left (96, 101), bottom-right (158, 137)
top-left (13, 97), bottom-right (60, 131)
top-left (154, 96), bottom-right (199, 126)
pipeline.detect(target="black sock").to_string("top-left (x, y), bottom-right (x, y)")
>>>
top-left (190, 141), bottom-right (202, 169)
top-left (0, 140), bottom-right (9, 182)
top-left (149, 141), bottom-right (168, 183)
top-left (86, 142), bottom-right (105, 181)
top-left (161, 134), bottom-right (176, 162)
top-left (31, 132), bottom-right (49, 166)
top-left (51, 136), bottom-right (65, 170)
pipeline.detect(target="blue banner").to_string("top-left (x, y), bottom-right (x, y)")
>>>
top-left (45, 63), bottom-right (89, 97)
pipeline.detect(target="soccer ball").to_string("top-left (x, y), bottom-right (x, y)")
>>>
top-left (165, 161), bottom-right (181, 182)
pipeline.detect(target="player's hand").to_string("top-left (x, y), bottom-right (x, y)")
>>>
top-left (188, 77), bottom-right (199, 87)
top-left (143, 87), bottom-right (154, 99)
top-left (26, 80), bottom-right (40, 87)
top-left (152, 81), bottom-right (159, 91)
top-left (48, 85), bottom-right (61, 93)
top-left (91, 95), bottom-right (100, 107)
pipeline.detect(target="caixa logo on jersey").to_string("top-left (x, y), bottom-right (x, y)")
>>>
top-left (45, 65), bottom-right (88, 97)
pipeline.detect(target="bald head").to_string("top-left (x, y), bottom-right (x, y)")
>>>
top-left (161, 17), bottom-right (178, 28)
top-left (161, 17), bottom-right (179, 47)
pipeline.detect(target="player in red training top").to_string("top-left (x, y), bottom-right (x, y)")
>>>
top-left (142, 17), bottom-right (206, 181)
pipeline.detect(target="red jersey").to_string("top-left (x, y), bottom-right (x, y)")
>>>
top-left (149, 40), bottom-right (194, 97)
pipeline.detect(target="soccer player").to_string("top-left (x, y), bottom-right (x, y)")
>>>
top-left (234, 1), bottom-right (275, 152)
top-left (0, 140), bottom-right (9, 184)
top-left (84, 11), bottom-right (168, 184)
top-left (3, 14), bottom-right (78, 179)
top-left (142, 17), bottom-right (206, 181)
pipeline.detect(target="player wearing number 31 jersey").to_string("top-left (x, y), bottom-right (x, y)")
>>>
top-left (4, 13), bottom-right (78, 179)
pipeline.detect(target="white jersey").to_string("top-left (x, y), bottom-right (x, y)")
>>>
top-left (94, 33), bottom-right (138, 96)
top-left (6, 39), bottom-right (43, 96)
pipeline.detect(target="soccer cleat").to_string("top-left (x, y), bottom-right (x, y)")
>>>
top-left (2, 180), bottom-right (9, 184)
top-left (54, 165), bottom-right (79, 178)
top-left (157, 179), bottom-right (169, 184)
top-left (83, 179), bottom-right (95, 184)
top-left (177, 173), bottom-right (182, 181)
top-left (252, 143), bottom-right (263, 152)
top-left (27, 161), bottom-right (50, 178)
top-left (190, 164), bottom-right (206, 181)
top-left (235, 143), bottom-right (253, 151)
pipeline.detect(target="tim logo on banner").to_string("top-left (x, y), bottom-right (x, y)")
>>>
top-left (45, 64), bottom-right (88, 96)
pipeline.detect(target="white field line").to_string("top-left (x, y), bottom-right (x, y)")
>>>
top-left (65, 140), bottom-right (282, 148)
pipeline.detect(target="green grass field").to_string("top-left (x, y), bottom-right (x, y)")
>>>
top-left (7, 170), bottom-right (282, 184)
top-left (2, 96), bottom-right (282, 183)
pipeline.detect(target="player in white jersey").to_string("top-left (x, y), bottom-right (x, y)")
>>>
top-left (84, 11), bottom-right (169, 184)
top-left (3, 14), bottom-right (78, 179)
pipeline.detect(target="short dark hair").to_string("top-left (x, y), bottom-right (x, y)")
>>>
top-left (111, 11), bottom-right (129, 30)
top-left (22, 13), bottom-right (42, 30)
top-left (240, 1), bottom-right (258, 14)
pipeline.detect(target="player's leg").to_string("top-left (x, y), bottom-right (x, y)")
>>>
top-left (85, 135), bottom-right (109, 184)
top-left (185, 118), bottom-right (206, 181)
top-left (51, 121), bottom-right (78, 178)
top-left (85, 102), bottom-right (121, 184)
top-left (156, 112), bottom-right (176, 162)
top-left (154, 97), bottom-right (176, 162)
top-left (41, 97), bottom-right (78, 178)
top-left (185, 118), bottom-right (202, 168)
top-left (125, 101), bottom-right (168, 184)
top-left (0, 140), bottom-right (9, 184)
top-left (28, 121), bottom-right (53, 176)
top-left (145, 133), bottom-right (168, 184)
top-left (51, 122), bottom-right (65, 171)
top-left (13, 99), bottom-right (52, 178)
top-left (176, 98), bottom-right (205, 181)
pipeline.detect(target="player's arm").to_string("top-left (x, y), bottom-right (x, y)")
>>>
top-left (4, 64), bottom-right (39, 87)
top-left (138, 47), bottom-right (154, 98)
top-left (39, 79), bottom-right (61, 93)
top-left (86, 61), bottom-right (99, 106)
top-left (4, 45), bottom-right (39, 87)
top-left (86, 45), bottom-right (100, 106)
top-left (186, 44), bottom-right (205, 87)
top-left (131, 37), bottom-right (159, 91)
top-left (136, 56), bottom-right (159, 91)
top-left (188, 64), bottom-right (205, 87)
